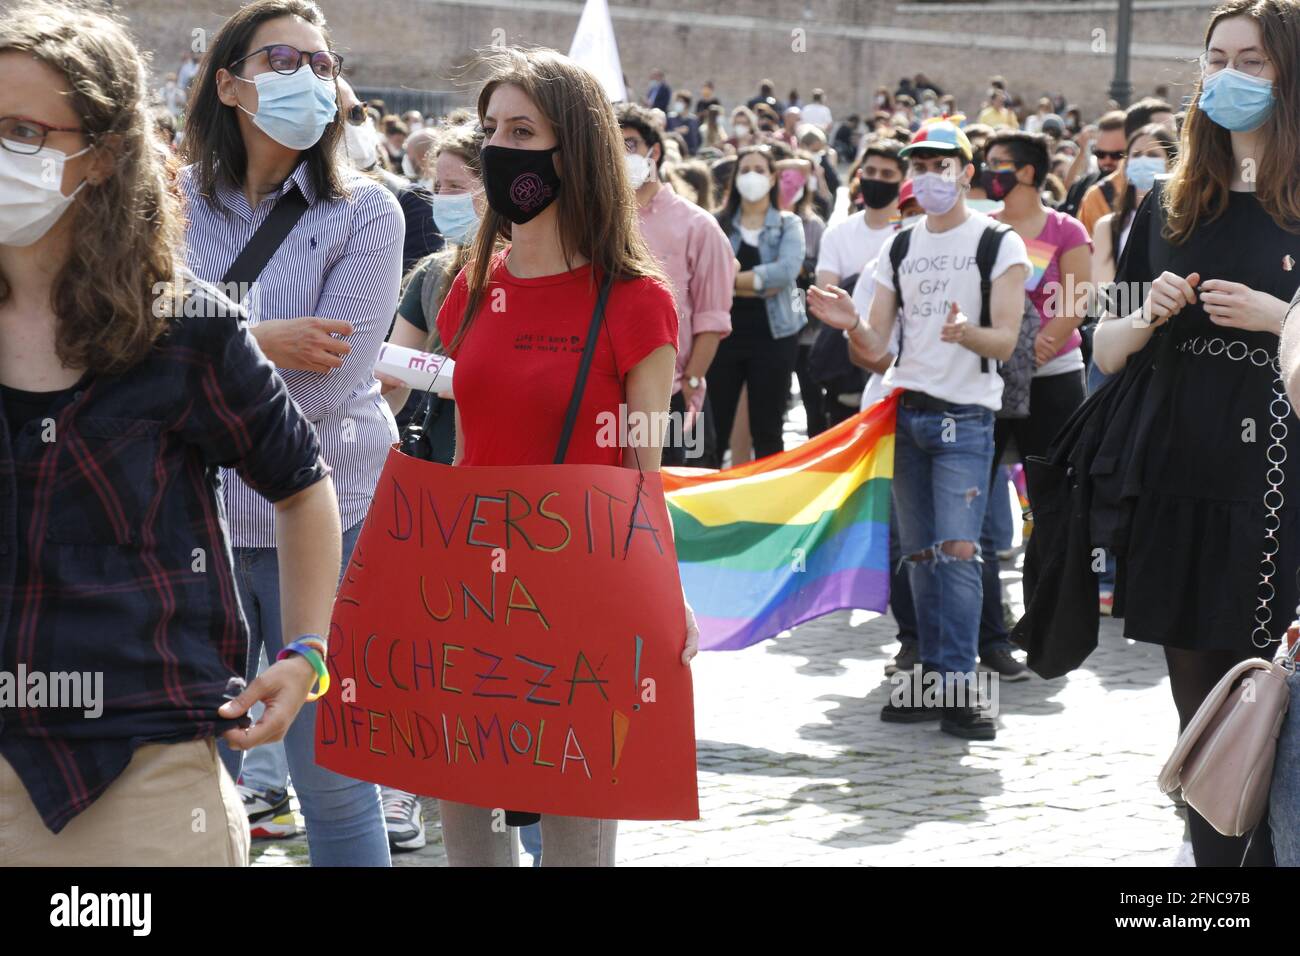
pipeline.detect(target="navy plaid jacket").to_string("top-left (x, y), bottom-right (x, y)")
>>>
top-left (0, 286), bottom-right (329, 832)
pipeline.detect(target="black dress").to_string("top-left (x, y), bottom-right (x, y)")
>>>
top-left (1115, 188), bottom-right (1300, 651)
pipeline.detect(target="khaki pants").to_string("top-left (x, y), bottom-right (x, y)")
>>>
top-left (0, 738), bottom-right (249, 866)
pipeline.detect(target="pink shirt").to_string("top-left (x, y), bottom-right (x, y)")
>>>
top-left (994, 208), bottom-right (1092, 357)
top-left (636, 183), bottom-right (735, 392)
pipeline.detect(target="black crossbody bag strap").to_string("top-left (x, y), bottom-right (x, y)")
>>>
top-left (504, 272), bottom-right (613, 829)
top-left (554, 272), bottom-right (615, 464)
top-left (220, 187), bottom-right (310, 287)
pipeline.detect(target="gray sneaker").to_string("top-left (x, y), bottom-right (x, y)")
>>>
top-left (381, 787), bottom-right (426, 852)
top-left (979, 646), bottom-right (1031, 682)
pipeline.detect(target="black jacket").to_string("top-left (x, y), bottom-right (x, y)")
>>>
top-left (1012, 185), bottom-right (1174, 678)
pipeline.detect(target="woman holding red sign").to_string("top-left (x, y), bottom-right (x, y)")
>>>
top-left (432, 47), bottom-right (699, 866)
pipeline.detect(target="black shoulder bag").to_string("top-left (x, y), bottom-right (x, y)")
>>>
top-left (220, 187), bottom-right (309, 289)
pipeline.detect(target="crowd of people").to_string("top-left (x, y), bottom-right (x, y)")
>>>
top-left (1, 0), bottom-right (1298, 869)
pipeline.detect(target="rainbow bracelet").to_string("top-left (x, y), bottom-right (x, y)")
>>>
top-left (278, 636), bottom-right (330, 702)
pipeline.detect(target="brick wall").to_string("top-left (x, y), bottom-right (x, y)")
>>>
top-left (117, 0), bottom-right (1215, 119)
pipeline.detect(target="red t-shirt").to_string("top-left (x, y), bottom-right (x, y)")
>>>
top-left (436, 251), bottom-right (679, 467)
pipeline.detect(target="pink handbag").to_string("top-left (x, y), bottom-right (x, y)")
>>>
top-left (1158, 638), bottom-right (1299, 837)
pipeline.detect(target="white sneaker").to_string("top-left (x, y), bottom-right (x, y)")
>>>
top-left (381, 787), bottom-right (426, 851)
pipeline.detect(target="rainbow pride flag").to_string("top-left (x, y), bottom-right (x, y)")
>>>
top-left (1022, 236), bottom-right (1056, 291)
top-left (662, 392), bottom-right (897, 651)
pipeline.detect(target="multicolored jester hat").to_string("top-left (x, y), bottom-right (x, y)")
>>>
top-left (662, 391), bottom-right (896, 651)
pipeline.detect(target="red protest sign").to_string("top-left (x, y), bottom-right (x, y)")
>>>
top-left (314, 448), bottom-right (699, 821)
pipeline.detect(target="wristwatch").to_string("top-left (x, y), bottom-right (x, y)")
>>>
top-left (687, 375), bottom-right (702, 389)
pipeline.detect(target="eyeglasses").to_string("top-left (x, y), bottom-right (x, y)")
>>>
top-left (1199, 51), bottom-right (1270, 77)
top-left (0, 115), bottom-right (85, 154)
top-left (230, 44), bottom-right (343, 80)
top-left (1093, 149), bottom-right (1126, 161)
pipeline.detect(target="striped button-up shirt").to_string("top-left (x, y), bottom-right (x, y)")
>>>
top-left (180, 162), bottom-right (404, 547)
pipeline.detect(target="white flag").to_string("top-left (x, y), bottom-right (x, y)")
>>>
top-left (568, 0), bottom-right (627, 103)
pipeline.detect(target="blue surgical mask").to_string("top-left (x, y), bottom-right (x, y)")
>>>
top-left (1198, 67), bottom-right (1275, 133)
top-left (237, 68), bottom-right (338, 150)
top-left (431, 191), bottom-right (480, 244)
top-left (1125, 155), bottom-right (1166, 193)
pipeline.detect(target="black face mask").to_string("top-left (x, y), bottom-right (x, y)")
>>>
top-left (480, 144), bottom-right (562, 224)
top-left (859, 178), bottom-right (900, 210)
top-left (979, 168), bottom-right (1020, 201)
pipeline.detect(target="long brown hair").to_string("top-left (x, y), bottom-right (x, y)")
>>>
top-left (450, 47), bottom-right (665, 354)
top-left (183, 0), bottom-right (347, 206)
top-left (1164, 0), bottom-right (1300, 243)
top-left (0, 0), bottom-right (183, 374)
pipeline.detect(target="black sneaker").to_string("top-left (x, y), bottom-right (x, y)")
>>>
top-left (979, 645), bottom-right (1030, 682)
top-left (880, 698), bottom-right (943, 723)
top-left (884, 641), bottom-right (919, 676)
top-left (940, 705), bottom-right (997, 740)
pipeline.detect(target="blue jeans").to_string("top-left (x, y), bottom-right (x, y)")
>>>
top-left (1270, 668), bottom-right (1300, 866)
top-left (519, 821), bottom-right (542, 866)
top-left (892, 402), bottom-right (995, 680)
top-left (888, 503), bottom-right (918, 647)
top-left (219, 520), bottom-right (391, 867)
top-left (979, 469), bottom-right (1015, 652)
top-left (988, 465), bottom-right (1014, 552)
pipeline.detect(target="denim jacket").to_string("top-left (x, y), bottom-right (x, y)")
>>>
top-left (726, 205), bottom-right (807, 339)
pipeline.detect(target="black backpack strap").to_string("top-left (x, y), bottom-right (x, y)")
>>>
top-left (220, 187), bottom-right (310, 289)
top-left (889, 226), bottom-right (914, 362)
top-left (554, 272), bottom-right (615, 464)
top-left (1100, 177), bottom-right (1116, 209)
top-left (974, 223), bottom-right (1012, 374)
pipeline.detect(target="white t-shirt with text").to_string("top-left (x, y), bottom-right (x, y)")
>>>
top-left (871, 211), bottom-right (1031, 411)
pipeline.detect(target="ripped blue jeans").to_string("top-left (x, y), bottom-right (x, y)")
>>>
top-left (892, 402), bottom-right (995, 681)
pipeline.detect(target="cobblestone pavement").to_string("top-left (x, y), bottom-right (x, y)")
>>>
top-left (253, 548), bottom-right (1190, 867)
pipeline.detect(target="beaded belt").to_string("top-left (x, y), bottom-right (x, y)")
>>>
top-left (1177, 335), bottom-right (1288, 647)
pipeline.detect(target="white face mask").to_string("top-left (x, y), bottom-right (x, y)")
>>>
top-left (0, 141), bottom-right (91, 247)
top-left (401, 152), bottom-right (418, 179)
top-left (343, 119), bottom-right (379, 171)
top-left (736, 170), bottom-right (771, 202)
top-left (733, 122), bottom-right (750, 137)
top-left (625, 152), bottom-right (653, 189)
